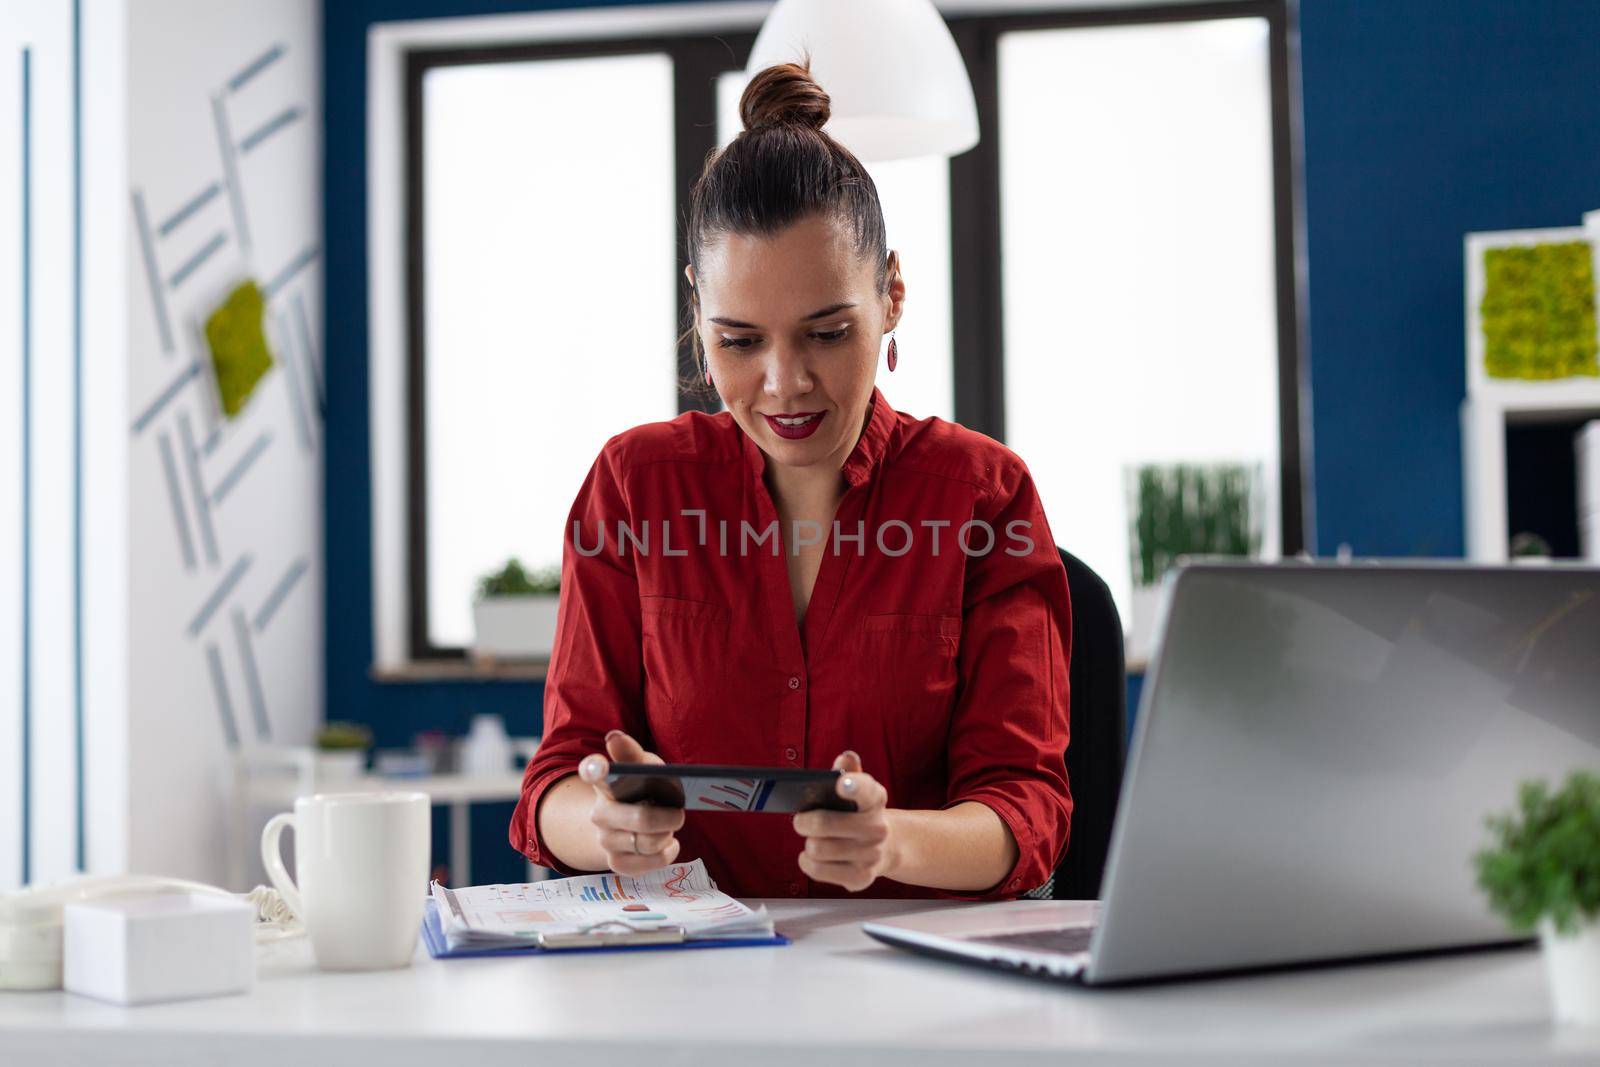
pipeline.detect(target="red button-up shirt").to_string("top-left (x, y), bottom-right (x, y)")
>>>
top-left (510, 386), bottom-right (1072, 899)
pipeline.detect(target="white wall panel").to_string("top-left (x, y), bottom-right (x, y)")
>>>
top-left (24, 0), bottom-right (81, 887)
top-left (0, 1), bottom-right (83, 888)
top-left (81, 0), bottom-right (130, 878)
top-left (0, 0), bottom-right (320, 890)
top-left (126, 0), bottom-right (322, 885)
top-left (0, 21), bottom-right (31, 892)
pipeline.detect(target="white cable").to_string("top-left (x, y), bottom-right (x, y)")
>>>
top-left (242, 885), bottom-right (304, 943)
top-left (244, 885), bottom-right (296, 924)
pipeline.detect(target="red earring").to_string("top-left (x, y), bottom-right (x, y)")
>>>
top-left (887, 334), bottom-right (898, 372)
top-left (704, 365), bottom-right (713, 386)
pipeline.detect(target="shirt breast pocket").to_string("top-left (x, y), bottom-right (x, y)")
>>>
top-left (639, 594), bottom-right (728, 752)
top-left (859, 612), bottom-right (961, 767)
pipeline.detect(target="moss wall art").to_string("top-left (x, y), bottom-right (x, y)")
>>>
top-left (204, 278), bottom-right (276, 417)
top-left (1480, 241), bottom-right (1599, 380)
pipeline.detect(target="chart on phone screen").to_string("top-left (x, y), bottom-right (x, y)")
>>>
top-left (690, 777), bottom-right (767, 811)
top-left (428, 860), bottom-right (774, 950)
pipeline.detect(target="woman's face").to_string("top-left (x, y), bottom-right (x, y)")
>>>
top-left (691, 213), bottom-right (904, 477)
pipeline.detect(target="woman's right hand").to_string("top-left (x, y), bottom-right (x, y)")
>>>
top-left (577, 730), bottom-right (685, 876)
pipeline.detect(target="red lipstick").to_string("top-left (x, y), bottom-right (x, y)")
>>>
top-left (763, 411), bottom-right (825, 440)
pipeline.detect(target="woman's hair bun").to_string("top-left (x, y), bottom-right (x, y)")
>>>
top-left (739, 61), bottom-right (831, 133)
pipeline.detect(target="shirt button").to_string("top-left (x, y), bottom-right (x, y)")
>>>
top-left (1009, 878), bottom-right (1021, 890)
top-left (788, 882), bottom-right (802, 895)
top-left (787, 675), bottom-right (801, 690)
top-left (784, 746), bottom-right (798, 762)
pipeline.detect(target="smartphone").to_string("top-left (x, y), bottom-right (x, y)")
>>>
top-left (604, 763), bottom-right (858, 813)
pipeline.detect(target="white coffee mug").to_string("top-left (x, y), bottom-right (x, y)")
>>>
top-left (261, 792), bottom-right (430, 971)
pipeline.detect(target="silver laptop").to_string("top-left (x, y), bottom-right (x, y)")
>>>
top-left (864, 561), bottom-right (1600, 984)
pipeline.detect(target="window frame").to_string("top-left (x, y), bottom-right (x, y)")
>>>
top-left (400, 1), bottom-right (1306, 661)
top-left (403, 34), bottom-right (754, 659)
top-left (944, 0), bottom-right (1308, 556)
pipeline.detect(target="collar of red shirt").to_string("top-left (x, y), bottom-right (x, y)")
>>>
top-left (737, 386), bottom-right (897, 490)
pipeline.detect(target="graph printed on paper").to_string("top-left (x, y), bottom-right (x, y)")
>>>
top-left (430, 859), bottom-right (767, 942)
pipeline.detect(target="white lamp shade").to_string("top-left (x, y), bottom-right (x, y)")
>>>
top-left (746, 0), bottom-right (980, 162)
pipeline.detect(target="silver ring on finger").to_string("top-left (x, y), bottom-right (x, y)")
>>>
top-left (632, 831), bottom-right (641, 854)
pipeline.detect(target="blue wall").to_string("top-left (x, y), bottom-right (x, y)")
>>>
top-left (324, 0), bottom-right (1600, 880)
top-left (1299, 0), bottom-right (1600, 556)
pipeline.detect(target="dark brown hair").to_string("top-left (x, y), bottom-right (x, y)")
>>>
top-left (683, 61), bottom-right (889, 393)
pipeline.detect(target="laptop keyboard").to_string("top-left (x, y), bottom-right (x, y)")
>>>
top-left (970, 926), bottom-right (1096, 955)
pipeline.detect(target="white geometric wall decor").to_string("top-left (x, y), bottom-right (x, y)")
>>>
top-left (2, 0), bottom-right (321, 892)
top-left (126, 0), bottom-right (323, 886)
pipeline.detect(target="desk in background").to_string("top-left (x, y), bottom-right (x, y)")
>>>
top-left (230, 756), bottom-right (539, 889)
top-left (1, 897), bottom-right (1592, 1066)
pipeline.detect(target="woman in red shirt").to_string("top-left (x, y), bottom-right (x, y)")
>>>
top-left (510, 63), bottom-right (1071, 900)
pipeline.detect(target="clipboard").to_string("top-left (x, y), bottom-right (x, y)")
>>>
top-left (538, 918), bottom-right (686, 949)
top-left (420, 899), bottom-right (790, 959)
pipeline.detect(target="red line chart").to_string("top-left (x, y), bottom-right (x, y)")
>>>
top-left (662, 865), bottom-right (698, 902)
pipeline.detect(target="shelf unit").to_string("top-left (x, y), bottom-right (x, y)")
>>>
top-left (1460, 225), bottom-right (1600, 561)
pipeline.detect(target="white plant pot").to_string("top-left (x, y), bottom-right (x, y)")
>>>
top-left (1126, 585), bottom-right (1164, 664)
top-left (1580, 506), bottom-right (1599, 563)
top-left (1542, 917), bottom-right (1600, 1026)
top-left (472, 594), bottom-right (559, 661)
top-left (315, 750), bottom-right (367, 780)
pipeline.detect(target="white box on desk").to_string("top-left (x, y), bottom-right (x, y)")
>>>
top-left (63, 893), bottom-right (255, 1006)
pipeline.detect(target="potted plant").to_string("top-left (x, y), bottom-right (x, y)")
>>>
top-left (1475, 770), bottom-right (1600, 1025)
top-left (1509, 531), bottom-right (1554, 565)
top-left (472, 557), bottom-right (561, 663)
top-left (1123, 463), bottom-right (1264, 661)
top-left (315, 721), bottom-right (372, 780)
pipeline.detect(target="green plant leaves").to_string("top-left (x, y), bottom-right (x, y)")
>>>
top-left (316, 720), bottom-right (373, 751)
top-left (1475, 770), bottom-right (1600, 935)
top-left (477, 556), bottom-right (560, 599)
top-left (1127, 463), bottom-right (1263, 587)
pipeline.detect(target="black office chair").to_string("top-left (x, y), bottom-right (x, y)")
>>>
top-left (1025, 548), bottom-right (1128, 901)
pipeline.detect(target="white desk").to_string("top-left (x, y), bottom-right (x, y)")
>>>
top-left (1, 898), bottom-right (1594, 1066)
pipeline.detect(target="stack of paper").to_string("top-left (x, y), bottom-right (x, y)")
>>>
top-left (429, 859), bottom-right (773, 952)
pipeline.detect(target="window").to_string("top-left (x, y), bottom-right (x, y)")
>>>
top-left (398, 2), bottom-right (1303, 660)
top-left (418, 53), bottom-right (679, 649)
top-left (998, 17), bottom-right (1284, 625)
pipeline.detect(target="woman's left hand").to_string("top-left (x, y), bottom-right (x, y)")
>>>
top-left (793, 751), bottom-right (896, 893)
